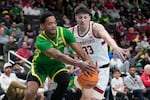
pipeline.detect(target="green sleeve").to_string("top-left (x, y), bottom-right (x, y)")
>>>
top-left (36, 36), bottom-right (52, 52)
top-left (69, 47), bottom-right (75, 54)
top-left (63, 28), bottom-right (76, 44)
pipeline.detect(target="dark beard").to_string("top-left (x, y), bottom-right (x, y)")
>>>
top-left (130, 74), bottom-right (135, 78)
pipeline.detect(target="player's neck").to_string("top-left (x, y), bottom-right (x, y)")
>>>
top-left (78, 25), bottom-right (89, 35)
top-left (45, 32), bottom-right (56, 39)
top-left (78, 25), bottom-right (87, 31)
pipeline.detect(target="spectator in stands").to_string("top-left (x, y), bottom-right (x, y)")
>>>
top-left (143, 19), bottom-right (150, 42)
top-left (62, 15), bottom-right (72, 28)
top-left (0, 62), bottom-right (26, 100)
top-left (9, 21), bottom-right (23, 41)
top-left (0, 1), bottom-right (10, 17)
top-left (12, 61), bottom-right (27, 80)
top-left (139, 33), bottom-right (149, 48)
top-left (135, 62), bottom-right (144, 75)
top-left (119, 38), bottom-right (130, 49)
top-left (23, 3), bottom-right (33, 15)
top-left (91, 6), bottom-right (102, 19)
top-left (24, 23), bottom-right (35, 40)
top-left (107, 7), bottom-right (120, 21)
top-left (100, 10), bottom-right (110, 24)
top-left (10, 1), bottom-right (22, 16)
top-left (0, 23), bottom-right (9, 59)
top-left (115, 21), bottom-right (127, 42)
top-left (1, 14), bottom-right (12, 29)
top-left (140, 52), bottom-right (150, 67)
top-left (16, 41), bottom-right (32, 61)
top-left (124, 66), bottom-right (150, 100)
top-left (141, 64), bottom-right (150, 88)
top-left (24, 23), bottom-right (35, 50)
top-left (126, 27), bottom-right (137, 43)
top-left (109, 53), bottom-right (130, 74)
top-left (92, 12), bottom-right (101, 23)
top-left (104, 0), bottom-right (115, 10)
top-left (30, 4), bottom-right (41, 16)
top-left (4, 35), bottom-right (18, 61)
top-left (111, 69), bottom-right (131, 100)
top-left (12, 11), bottom-right (25, 25)
top-left (136, 14), bottom-right (147, 27)
top-left (130, 45), bottom-right (143, 66)
top-left (21, 0), bottom-right (33, 8)
top-left (119, 6), bottom-right (128, 18)
top-left (4, 35), bottom-right (18, 54)
top-left (17, 35), bottom-right (30, 48)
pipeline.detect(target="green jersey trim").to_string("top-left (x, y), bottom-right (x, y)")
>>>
top-left (51, 68), bottom-right (69, 81)
top-left (31, 63), bottom-right (43, 86)
top-left (32, 27), bottom-right (67, 62)
top-left (60, 27), bottom-right (67, 46)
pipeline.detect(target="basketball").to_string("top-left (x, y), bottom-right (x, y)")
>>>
top-left (77, 70), bottom-right (98, 89)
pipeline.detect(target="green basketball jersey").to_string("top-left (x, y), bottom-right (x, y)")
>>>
top-left (31, 26), bottom-right (76, 77)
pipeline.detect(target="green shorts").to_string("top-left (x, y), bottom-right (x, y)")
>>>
top-left (30, 62), bottom-right (69, 86)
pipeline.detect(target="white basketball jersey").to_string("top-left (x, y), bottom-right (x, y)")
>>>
top-left (72, 21), bottom-right (110, 66)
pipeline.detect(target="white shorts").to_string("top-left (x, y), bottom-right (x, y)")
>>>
top-left (92, 67), bottom-right (110, 99)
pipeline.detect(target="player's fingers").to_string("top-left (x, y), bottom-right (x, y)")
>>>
top-left (88, 65), bottom-right (97, 73)
top-left (83, 70), bottom-right (91, 77)
top-left (119, 52), bottom-right (125, 61)
top-left (95, 61), bottom-right (99, 72)
top-left (96, 61), bottom-right (98, 67)
top-left (85, 67), bottom-right (96, 76)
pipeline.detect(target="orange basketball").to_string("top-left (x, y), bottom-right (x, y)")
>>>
top-left (77, 70), bottom-right (98, 89)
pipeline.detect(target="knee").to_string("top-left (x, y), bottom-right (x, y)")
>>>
top-left (24, 89), bottom-right (34, 97)
top-left (24, 87), bottom-right (38, 98)
top-left (61, 73), bottom-right (70, 86)
top-left (56, 71), bottom-right (70, 86)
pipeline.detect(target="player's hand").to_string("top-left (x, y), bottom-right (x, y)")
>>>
top-left (78, 61), bottom-right (97, 76)
top-left (113, 47), bottom-right (129, 61)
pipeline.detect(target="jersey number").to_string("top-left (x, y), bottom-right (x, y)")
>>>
top-left (82, 45), bottom-right (94, 54)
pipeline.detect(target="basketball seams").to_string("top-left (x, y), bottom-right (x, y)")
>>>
top-left (78, 75), bottom-right (98, 83)
top-left (77, 71), bottom-right (98, 89)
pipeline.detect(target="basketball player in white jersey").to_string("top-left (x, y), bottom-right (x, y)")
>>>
top-left (70, 5), bottom-right (129, 100)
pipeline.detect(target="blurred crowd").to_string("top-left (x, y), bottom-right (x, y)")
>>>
top-left (0, 0), bottom-right (149, 100)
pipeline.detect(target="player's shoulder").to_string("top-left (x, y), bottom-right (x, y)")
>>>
top-left (68, 25), bottom-right (77, 32)
top-left (69, 27), bottom-right (73, 31)
top-left (92, 22), bottom-right (104, 28)
top-left (92, 22), bottom-right (105, 32)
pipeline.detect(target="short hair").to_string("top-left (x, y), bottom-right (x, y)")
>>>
top-left (113, 69), bottom-right (121, 74)
top-left (144, 64), bottom-right (150, 70)
top-left (74, 5), bottom-right (91, 15)
top-left (129, 66), bottom-right (136, 69)
top-left (40, 12), bottom-right (54, 24)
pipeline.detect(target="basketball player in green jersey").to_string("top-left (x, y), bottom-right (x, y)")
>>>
top-left (23, 12), bottom-right (96, 100)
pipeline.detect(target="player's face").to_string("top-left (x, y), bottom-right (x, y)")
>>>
top-left (75, 14), bottom-right (91, 27)
top-left (42, 16), bottom-right (57, 35)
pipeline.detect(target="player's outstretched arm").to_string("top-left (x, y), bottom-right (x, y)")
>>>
top-left (45, 48), bottom-right (95, 76)
top-left (93, 23), bottom-right (129, 60)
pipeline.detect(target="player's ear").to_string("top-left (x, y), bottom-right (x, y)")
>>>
top-left (40, 24), bottom-right (44, 31)
top-left (75, 15), bottom-right (78, 20)
top-left (89, 14), bottom-right (92, 20)
top-left (89, 16), bottom-right (91, 21)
